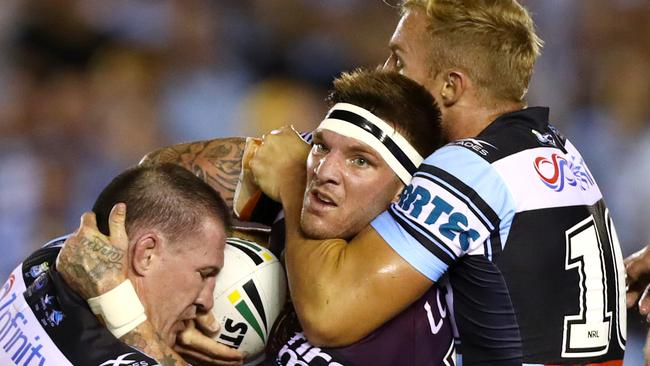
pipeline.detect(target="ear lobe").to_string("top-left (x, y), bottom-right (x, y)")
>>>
top-left (131, 234), bottom-right (158, 277)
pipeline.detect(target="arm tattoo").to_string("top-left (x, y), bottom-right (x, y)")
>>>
top-left (80, 236), bottom-right (124, 270)
top-left (142, 138), bottom-right (247, 210)
top-left (121, 332), bottom-right (148, 352)
top-left (120, 323), bottom-right (186, 365)
top-left (57, 235), bottom-right (127, 298)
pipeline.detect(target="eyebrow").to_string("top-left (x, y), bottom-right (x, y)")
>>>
top-left (199, 267), bottom-right (220, 277)
top-left (389, 42), bottom-right (403, 53)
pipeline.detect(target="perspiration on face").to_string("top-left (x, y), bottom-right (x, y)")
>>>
top-left (300, 130), bottom-right (403, 240)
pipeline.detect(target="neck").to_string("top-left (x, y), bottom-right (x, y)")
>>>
top-left (443, 99), bottom-right (525, 141)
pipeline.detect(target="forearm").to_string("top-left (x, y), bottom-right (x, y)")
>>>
top-left (280, 180), bottom-right (430, 346)
top-left (141, 137), bottom-right (247, 210)
top-left (121, 322), bottom-right (187, 366)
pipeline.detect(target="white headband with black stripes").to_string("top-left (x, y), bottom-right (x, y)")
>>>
top-left (318, 102), bottom-right (423, 184)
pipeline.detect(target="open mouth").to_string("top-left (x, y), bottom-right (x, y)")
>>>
top-left (308, 190), bottom-right (337, 209)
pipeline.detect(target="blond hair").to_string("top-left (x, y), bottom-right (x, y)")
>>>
top-left (402, 0), bottom-right (543, 103)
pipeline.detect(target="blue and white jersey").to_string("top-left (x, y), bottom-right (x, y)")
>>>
top-left (0, 237), bottom-right (159, 366)
top-left (372, 107), bottom-right (627, 365)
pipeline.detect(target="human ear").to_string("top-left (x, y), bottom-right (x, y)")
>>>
top-left (391, 183), bottom-right (406, 203)
top-left (438, 70), bottom-right (465, 107)
top-left (131, 234), bottom-right (159, 276)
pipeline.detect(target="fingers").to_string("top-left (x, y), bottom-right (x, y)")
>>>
top-left (107, 203), bottom-right (128, 251)
top-left (176, 321), bottom-right (245, 364)
top-left (79, 211), bottom-right (98, 233)
top-left (640, 286), bottom-right (650, 321)
top-left (195, 312), bottom-right (220, 335)
top-left (628, 287), bottom-right (642, 309)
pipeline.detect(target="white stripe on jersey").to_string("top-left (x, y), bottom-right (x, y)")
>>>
top-left (492, 144), bottom-right (602, 213)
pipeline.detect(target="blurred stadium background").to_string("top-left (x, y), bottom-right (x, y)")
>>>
top-left (1, 0), bottom-right (648, 362)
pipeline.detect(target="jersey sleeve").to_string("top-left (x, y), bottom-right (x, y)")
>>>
top-left (371, 144), bottom-right (516, 282)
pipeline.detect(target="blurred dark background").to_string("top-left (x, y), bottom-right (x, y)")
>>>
top-left (1, 0), bottom-right (649, 362)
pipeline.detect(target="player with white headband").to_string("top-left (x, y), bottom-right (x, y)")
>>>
top-left (254, 69), bottom-right (455, 366)
top-left (318, 102), bottom-right (423, 185)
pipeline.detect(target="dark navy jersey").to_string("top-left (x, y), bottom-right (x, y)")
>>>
top-left (372, 107), bottom-right (626, 365)
top-left (0, 237), bottom-right (160, 366)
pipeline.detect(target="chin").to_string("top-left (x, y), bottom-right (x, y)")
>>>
top-left (300, 217), bottom-right (336, 239)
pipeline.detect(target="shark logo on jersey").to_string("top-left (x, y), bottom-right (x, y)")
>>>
top-left (453, 138), bottom-right (497, 156)
top-left (531, 129), bottom-right (557, 147)
top-left (534, 153), bottom-right (594, 192)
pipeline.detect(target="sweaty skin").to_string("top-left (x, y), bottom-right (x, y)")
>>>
top-left (249, 127), bottom-right (432, 346)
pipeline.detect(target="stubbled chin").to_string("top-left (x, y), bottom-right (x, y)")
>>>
top-left (301, 214), bottom-right (338, 239)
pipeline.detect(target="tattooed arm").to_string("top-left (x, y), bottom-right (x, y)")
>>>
top-left (121, 322), bottom-right (185, 366)
top-left (141, 138), bottom-right (247, 211)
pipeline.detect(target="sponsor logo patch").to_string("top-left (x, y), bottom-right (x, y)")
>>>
top-left (99, 352), bottom-right (151, 366)
top-left (453, 138), bottom-right (497, 156)
top-left (397, 184), bottom-right (483, 251)
top-left (534, 153), bottom-right (594, 192)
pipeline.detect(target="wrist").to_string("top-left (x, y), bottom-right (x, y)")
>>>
top-left (88, 279), bottom-right (147, 338)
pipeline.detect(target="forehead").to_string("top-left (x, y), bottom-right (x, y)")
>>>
top-left (313, 129), bottom-right (382, 157)
top-left (390, 8), bottom-right (429, 49)
top-left (175, 218), bottom-right (225, 264)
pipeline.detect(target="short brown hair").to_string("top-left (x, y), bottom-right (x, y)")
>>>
top-left (403, 0), bottom-right (543, 103)
top-left (326, 68), bottom-right (443, 158)
top-left (93, 163), bottom-right (231, 243)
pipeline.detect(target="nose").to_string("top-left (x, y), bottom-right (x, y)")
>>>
top-left (195, 276), bottom-right (216, 312)
top-left (313, 153), bottom-right (342, 185)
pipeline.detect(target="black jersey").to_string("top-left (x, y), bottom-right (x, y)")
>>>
top-left (0, 237), bottom-right (159, 366)
top-left (372, 107), bottom-right (626, 365)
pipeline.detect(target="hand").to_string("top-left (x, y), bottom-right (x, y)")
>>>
top-left (625, 244), bottom-right (650, 320)
top-left (249, 126), bottom-right (310, 202)
top-left (175, 313), bottom-right (244, 366)
top-left (56, 203), bottom-right (129, 299)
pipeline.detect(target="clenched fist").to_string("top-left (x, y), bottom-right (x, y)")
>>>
top-left (249, 126), bottom-right (310, 203)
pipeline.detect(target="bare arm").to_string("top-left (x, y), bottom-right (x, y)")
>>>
top-left (121, 322), bottom-right (187, 366)
top-left (141, 137), bottom-right (247, 211)
top-left (249, 128), bottom-right (432, 347)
